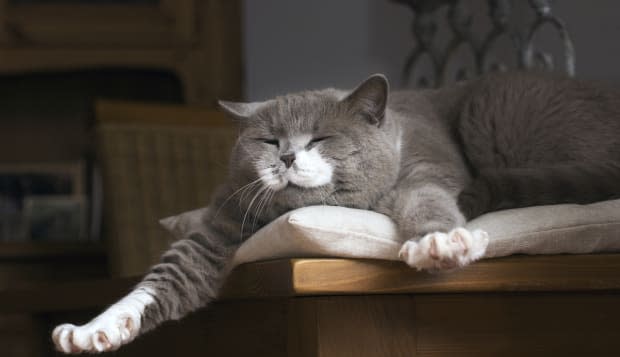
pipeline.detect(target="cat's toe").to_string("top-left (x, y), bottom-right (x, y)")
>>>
top-left (92, 330), bottom-right (115, 352)
top-left (399, 232), bottom-right (450, 270)
top-left (468, 229), bottom-right (489, 261)
top-left (52, 324), bottom-right (76, 353)
top-left (121, 316), bottom-right (135, 340)
top-left (53, 324), bottom-right (91, 354)
top-left (447, 228), bottom-right (477, 266)
top-left (90, 316), bottom-right (137, 351)
top-left (398, 239), bottom-right (419, 267)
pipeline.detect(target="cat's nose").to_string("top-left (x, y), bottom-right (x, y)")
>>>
top-left (280, 153), bottom-right (296, 168)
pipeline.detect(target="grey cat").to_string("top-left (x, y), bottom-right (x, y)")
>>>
top-left (53, 71), bottom-right (620, 353)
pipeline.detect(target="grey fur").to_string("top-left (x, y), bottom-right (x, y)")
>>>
top-left (116, 72), bottom-right (620, 341)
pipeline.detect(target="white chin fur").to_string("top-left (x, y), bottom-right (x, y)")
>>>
top-left (258, 148), bottom-right (333, 190)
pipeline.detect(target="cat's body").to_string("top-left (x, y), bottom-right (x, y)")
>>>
top-left (53, 72), bottom-right (620, 353)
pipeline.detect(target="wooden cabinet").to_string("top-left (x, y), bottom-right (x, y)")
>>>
top-left (0, 0), bottom-right (242, 105)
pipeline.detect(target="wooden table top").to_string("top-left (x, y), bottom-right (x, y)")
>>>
top-left (220, 253), bottom-right (620, 298)
top-left (2, 254), bottom-right (619, 313)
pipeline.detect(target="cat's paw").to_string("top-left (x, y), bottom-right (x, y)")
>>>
top-left (399, 228), bottom-right (489, 271)
top-left (52, 287), bottom-right (154, 354)
top-left (52, 309), bottom-right (141, 353)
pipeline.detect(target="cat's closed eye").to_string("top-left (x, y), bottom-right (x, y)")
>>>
top-left (259, 139), bottom-right (279, 147)
top-left (307, 136), bottom-right (331, 149)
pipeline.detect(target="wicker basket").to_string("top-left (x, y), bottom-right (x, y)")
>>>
top-left (96, 100), bottom-right (236, 277)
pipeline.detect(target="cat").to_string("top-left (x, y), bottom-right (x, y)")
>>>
top-left (53, 71), bottom-right (620, 353)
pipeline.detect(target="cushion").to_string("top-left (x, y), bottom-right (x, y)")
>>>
top-left (159, 200), bottom-right (620, 267)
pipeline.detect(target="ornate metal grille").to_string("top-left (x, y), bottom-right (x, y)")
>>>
top-left (394, 0), bottom-right (575, 87)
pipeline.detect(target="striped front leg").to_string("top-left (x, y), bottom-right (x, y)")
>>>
top-left (53, 231), bottom-right (238, 354)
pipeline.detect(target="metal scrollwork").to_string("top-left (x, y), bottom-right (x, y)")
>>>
top-left (395, 0), bottom-right (576, 87)
top-left (522, 0), bottom-right (575, 76)
top-left (397, 0), bottom-right (453, 87)
top-left (442, 2), bottom-right (478, 83)
top-left (479, 0), bottom-right (518, 73)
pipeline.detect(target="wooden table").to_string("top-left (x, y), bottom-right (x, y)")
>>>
top-left (3, 254), bottom-right (620, 356)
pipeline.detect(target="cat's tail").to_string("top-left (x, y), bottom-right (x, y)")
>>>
top-left (458, 162), bottom-right (620, 219)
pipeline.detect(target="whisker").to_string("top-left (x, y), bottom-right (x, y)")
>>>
top-left (251, 188), bottom-right (267, 232)
top-left (241, 185), bottom-right (269, 240)
top-left (316, 187), bottom-right (327, 206)
top-left (252, 187), bottom-right (273, 232)
top-left (239, 180), bottom-right (262, 208)
top-left (264, 189), bottom-right (276, 222)
top-left (323, 187), bottom-right (338, 206)
top-left (213, 177), bottom-right (263, 219)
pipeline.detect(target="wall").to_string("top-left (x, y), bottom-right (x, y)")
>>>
top-left (541, 0), bottom-right (620, 85)
top-left (243, 0), bottom-right (410, 100)
top-left (243, 0), bottom-right (620, 101)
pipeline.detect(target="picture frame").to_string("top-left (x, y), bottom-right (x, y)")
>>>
top-left (22, 195), bottom-right (87, 242)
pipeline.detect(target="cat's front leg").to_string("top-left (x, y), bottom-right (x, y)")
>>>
top-left (383, 184), bottom-right (489, 270)
top-left (52, 228), bottom-right (239, 353)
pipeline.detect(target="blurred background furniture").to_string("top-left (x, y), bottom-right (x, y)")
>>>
top-left (0, 1), bottom-right (241, 355)
top-left (96, 101), bottom-right (236, 276)
top-left (0, 0), bottom-right (242, 279)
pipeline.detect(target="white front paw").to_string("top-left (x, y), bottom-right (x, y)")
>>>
top-left (52, 312), bottom-right (140, 353)
top-left (52, 287), bottom-right (154, 354)
top-left (399, 228), bottom-right (489, 271)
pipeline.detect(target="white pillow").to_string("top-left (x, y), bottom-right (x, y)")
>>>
top-left (159, 200), bottom-right (620, 267)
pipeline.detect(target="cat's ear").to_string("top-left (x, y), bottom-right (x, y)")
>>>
top-left (218, 100), bottom-right (271, 119)
top-left (343, 74), bottom-right (389, 127)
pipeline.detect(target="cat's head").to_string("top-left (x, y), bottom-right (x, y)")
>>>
top-left (219, 74), bottom-right (400, 216)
